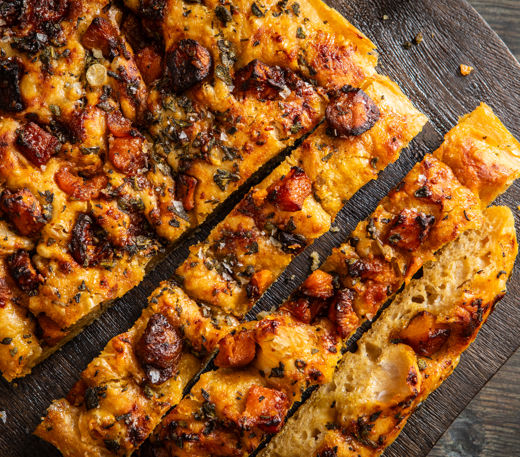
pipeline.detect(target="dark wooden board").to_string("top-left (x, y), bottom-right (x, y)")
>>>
top-left (2, 0), bottom-right (520, 456)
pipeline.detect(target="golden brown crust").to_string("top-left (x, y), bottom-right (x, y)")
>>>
top-left (145, 152), bottom-right (484, 457)
top-left (0, 0), bottom-right (396, 381)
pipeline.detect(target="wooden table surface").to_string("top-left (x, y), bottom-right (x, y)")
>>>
top-left (429, 3), bottom-right (520, 456)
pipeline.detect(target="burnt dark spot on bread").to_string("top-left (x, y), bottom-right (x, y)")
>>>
top-left (69, 213), bottom-right (112, 267)
top-left (0, 57), bottom-right (25, 112)
top-left (176, 174), bottom-right (198, 211)
top-left (328, 288), bottom-right (358, 338)
top-left (326, 87), bottom-right (380, 137)
top-left (7, 250), bottom-right (44, 295)
top-left (386, 209), bottom-right (435, 251)
top-left (0, 188), bottom-right (47, 237)
top-left (135, 313), bottom-right (183, 385)
top-left (16, 122), bottom-right (61, 167)
top-left (81, 17), bottom-right (125, 60)
top-left (166, 39), bottom-right (212, 93)
top-left (233, 59), bottom-right (286, 100)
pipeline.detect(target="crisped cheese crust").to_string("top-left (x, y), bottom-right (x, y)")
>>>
top-left (262, 205), bottom-right (516, 457)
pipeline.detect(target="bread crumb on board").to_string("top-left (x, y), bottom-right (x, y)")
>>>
top-left (310, 251), bottom-right (320, 271)
top-left (460, 64), bottom-right (474, 76)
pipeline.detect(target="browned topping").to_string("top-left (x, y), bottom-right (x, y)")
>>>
top-left (0, 58), bottom-right (25, 113)
top-left (233, 60), bottom-right (286, 100)
top-left (108, 136), bottom-right (147, 175)
top-left (69, 213), bottom-right (112, 267)
top-left (135, 45), bottom-right (163, 84)
top-left (16, 122), bottom-right (60, 167)
top-left (106, 110), bottom-right (133, 137)
top-left (7, 250), bottom-right (44, 295)
top-left (267, 166), bottom-right (312, 212)
top-left (25, 0), bottom-right (69, 28)
top-left (301, 270), bottom-right (334, 299)
top-left (385, 208), bottom-right (435, 251)
top-left (284, 297), bottom-right (322, 324)
top-left (328, 288), bottom-right (358, 338)
top-left (214, 329), bottom-right (256, 368)
top-left (246, 269), bottom-right (273, 300)
top-left (326, 87), bottom-right (380, 138)
top-left (239, 385), bottom-right (289, 433)
top-left (0, 188), bottom-right (46, 237)
top-left (317, 447), bottom-right (339, 457)
top-left (55, 165), bottom-right (108, 200)
top-left (347, 256), bottom-right (392, 281)
top-left (175, 174), bottom-right (198, 211)
top-left (135, 313), bottom-right (183, 385)
top-left (166, 39), bottom-right (212, 93)
top-left (398, 311), bottom-right (450, 357)
top-left (275, 230), bottom-right (307, 253)
top-left (81, 17), bottom-right (123, 60)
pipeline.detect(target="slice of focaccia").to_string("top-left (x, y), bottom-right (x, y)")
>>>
top-left (36, 104), bottom-right (516, 457)
top-left (261, 204), bottom-right (516, 457)
top-left (140, 104), bottom-right (520, 457)
top-left (34, 73), bottom-right (425, 457)
top-left (0, 0), bottom-right (415, 381)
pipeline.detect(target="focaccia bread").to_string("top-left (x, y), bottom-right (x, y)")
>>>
top-left (261, 205), bottom-right (516, 457)
top-left (35, 72), bottom-right (425, 457)
top-left (36, 104), bottom-right (518, 457)
top-left (141, 104), bottom-right (520, 457)
top-left (0, 0), bottom-right (419, 381)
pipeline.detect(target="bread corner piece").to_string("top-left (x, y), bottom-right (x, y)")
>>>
top-left (33, 283), bottom-right (208, 457)
top-left (434, 103), bottom-right (520, 206)
top-left (261, 205), bottom-right (517, 457)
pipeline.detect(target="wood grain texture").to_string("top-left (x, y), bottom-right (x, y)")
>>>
top-left (1, 1), bottom-right (520, 456)
top-left (428, 350), bottom-right (520, 457)
top-left (470, 0), bottom-right (520, 57)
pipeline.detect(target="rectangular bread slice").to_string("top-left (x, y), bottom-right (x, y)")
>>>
top-left (260, 204), bottom-right (517, 457)
top-left (0, 0), bottom-right (402, 381)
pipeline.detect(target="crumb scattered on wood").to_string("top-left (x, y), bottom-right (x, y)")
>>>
top-left (460, 64), bottom-right (474, 76)
top-left (403, 31), bottom-right (424, 49)
top-left (310, 251), bottom-right (320, 271)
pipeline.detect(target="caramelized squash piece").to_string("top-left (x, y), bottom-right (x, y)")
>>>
top-left (267, 166), bottom-right (312, 212)
top-left (398, 311), bottom-right (450, 357)
top-left (215, 329), bottom-right (256, 368)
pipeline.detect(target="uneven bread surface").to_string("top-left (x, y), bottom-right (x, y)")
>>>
top-left (36, 103), bottom-right (520, 457)
top-left (144, 105), bottom-right (515, 457)
top-left (0, 0), bottom-right (420, 381)
top-left (261, 205), bottom-right (517, 457)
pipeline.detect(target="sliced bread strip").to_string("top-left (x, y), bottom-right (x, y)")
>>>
top-left (260, 205), bottom-right (517, 457)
